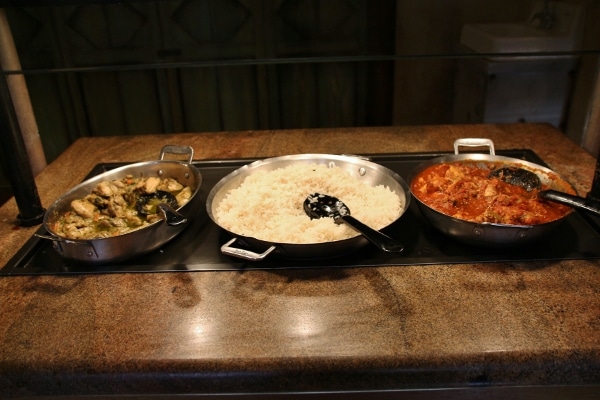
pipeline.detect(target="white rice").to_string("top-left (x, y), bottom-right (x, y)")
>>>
top-left (215, 163), bottom-right (403, 243)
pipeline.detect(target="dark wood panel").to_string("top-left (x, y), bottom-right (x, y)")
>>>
top-left (79, 72), bottom-right (128, 134)
top-left (4, 0), bottom-right (395, 159)
top-left (317, 62), bottom-right (359, 127)
top-left (117, 70), bottom-right (164, 134)
top-left (158, 0), bottom-right (260, 60)
top-left (178, 67), bottom-right (222, 132)
top-left (215, 65), bottom-right (260, 131)
top-left (277, 63), bottom-right (318, 128)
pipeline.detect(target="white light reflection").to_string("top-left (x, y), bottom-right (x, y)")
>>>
top-left (189, 316), bottom-right (216, 344)
top-left (284, 298), bottom-right (328, 338)
top-left (192, 324), bottom-right (206, 336)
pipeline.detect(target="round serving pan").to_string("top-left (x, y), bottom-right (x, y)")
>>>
top-left (38, 145), bottom-right (202, 264)
top-left (206, 154), bottom-right (411, 261)
top-left (408, 138), bottom-right (577, 247)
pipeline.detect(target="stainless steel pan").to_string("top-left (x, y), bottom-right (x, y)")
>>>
top-left (206, 154), bottom-right (411, 261)
top-left (38, 145), bottom-right (202, 264)
top-left (408, 138), bottom-right (578, 247)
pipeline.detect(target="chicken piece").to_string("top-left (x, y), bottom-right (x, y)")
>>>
top-left (110, 218), bottom-right (128, 228)
top-left (96, 219), bottom-right (113, 231)
top-left (70, 199), bottom-right (97, 219)
top-left (62, 224), bottom-right (95, 240)
top-left (86, 194), bottom-right (108, 209)
top-left (111, 179), bottom-right (126, 188)
top-left (106, 202), bottom-right (124, 218)
top-left (124, 206), bottom-right (139, 217)
top-left (94, 181), bottom-right (116, 197)
top-left (158, 178), bottom-right (184, 193)
top-left (444, 164), bottom-right (465, 181)
top-left (125, 215), bottom-right (145, 227)
top-left (428, 175), bottom-right (448, 192)
top-left (146, 214), bottom-right (162, 223)
top-left (144, 176), bottom-right (161, 193)
top-left (483, 183), bottom-right (497, 198)
top-left (111, 194), bottom-right (127, 207)
top-left (176, 186), bottom-right (192, 206)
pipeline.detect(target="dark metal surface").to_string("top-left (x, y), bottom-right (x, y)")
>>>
top-left (2, 150), bottom-right (600, 276)
top-left (589, 157), bottom-right (600, 202)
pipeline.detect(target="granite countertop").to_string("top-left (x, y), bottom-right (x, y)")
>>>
top-left (1, 124), bottom-right (599, 399)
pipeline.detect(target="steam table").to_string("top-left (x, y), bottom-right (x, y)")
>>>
top-left (0, 124), bottom-right (598, 399)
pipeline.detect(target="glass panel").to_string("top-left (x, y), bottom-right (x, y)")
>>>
top-left (0, 0), bottom-right (598, 175)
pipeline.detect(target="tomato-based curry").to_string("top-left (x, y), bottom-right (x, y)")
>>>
top-left (411, 161), bottom-right (574, 225)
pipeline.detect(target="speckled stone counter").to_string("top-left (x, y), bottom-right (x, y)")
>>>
top-left (1, 124), bottom-right (599, 399)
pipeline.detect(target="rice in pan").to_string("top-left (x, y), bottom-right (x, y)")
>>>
top-left (215, 163), bottom-right (403, 243)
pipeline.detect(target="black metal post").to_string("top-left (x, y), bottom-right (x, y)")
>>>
top-left (588, 157), bottom-right (600, 202)
top-left (0, 73), bottom-right (45, 226)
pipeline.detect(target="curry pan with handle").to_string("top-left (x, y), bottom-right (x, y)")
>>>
top-left (37, 145), bottom-right (202, 264)
top-left (408, 138), bottom-right (581, 247)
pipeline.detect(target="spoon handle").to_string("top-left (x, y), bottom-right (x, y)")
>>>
top-left (540, 190), bottom-right (600, 217)
top-left (340, 215), bottom-right (404, 253)
top-left (157, 203), bottom-right (188, 226)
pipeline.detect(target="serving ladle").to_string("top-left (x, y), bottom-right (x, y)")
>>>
top-left (136, 190), bottom-right (187, 226)
top-left (489, 167), bottom-right (600, 217)
top-left (303, 193), bottom-right (404, 253)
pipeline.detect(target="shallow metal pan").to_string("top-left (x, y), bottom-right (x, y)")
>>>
top-left (38, 145), bottom-right (202, 264)
top-left (206, 153), bottom-right (411, 261)
top-left (408, 138), bottom-right (577, 247)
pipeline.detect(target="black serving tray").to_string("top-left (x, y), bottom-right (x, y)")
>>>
top-left (2, 150), bottom-right (600, 275)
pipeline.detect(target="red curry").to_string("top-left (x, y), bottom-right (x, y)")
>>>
top-left (411, 161), bottom-right (574, 225)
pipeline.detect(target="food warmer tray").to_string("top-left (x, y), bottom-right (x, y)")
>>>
top-left (2, 150), bottom-right (600, 276)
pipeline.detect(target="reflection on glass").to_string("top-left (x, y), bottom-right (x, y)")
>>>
top-left (0, 0), bottom-right (597, 185)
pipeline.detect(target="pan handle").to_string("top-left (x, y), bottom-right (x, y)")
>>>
top-left (453, 138), bottom-right (495, 155)
top-left (159, 145), bottom-right (194, 164)
top-left (540, 190), bottom-right (600, 217)
top-left (35, 234), bottom-right (100, 258)
top-left (221, 238), bottom-right (276, 261)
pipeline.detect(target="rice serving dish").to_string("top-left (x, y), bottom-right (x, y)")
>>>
top-left (206, 154), bottom-right (411, 260)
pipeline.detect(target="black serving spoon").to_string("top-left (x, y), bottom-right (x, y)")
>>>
top-left (303, 193), bottom-right (404, 253)
top-left (489, 167), bottom-right (600, 217)
top-left (136, 190), bottom-right (187, 226)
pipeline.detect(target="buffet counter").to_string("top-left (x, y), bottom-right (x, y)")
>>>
top-left (1, 124), bottom-right (599, 399)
